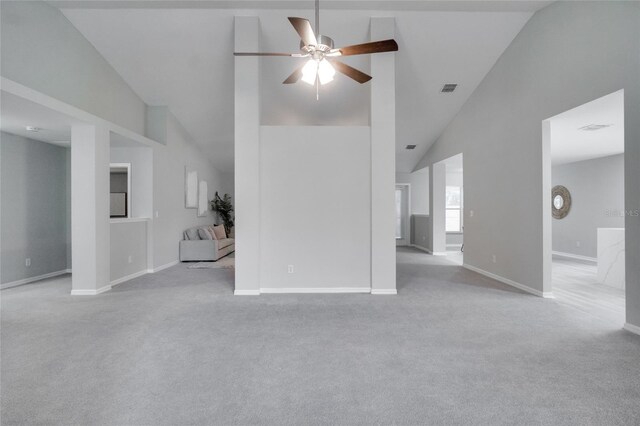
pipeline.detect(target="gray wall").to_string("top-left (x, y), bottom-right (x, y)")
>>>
top-left (415, 2), bottom-right (640, 325)
top-left (412, 215), bottom-right (430, 250)
top-left (1, 132), bottom-right (70, 285)
top-left (0, 1), bottom-right (147, 135)
top-left (552, 154), bottom-right (625, 259)
top-left (110, 221), bottom-right (147, 282)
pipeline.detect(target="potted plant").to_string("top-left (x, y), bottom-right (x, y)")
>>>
top-left (210, 192), bottom-right (234, 235)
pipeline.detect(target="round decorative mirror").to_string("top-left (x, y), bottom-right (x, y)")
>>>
top-left (552, 185), bottom-right (571, 219)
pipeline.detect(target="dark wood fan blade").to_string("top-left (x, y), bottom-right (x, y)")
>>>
top-left (283, 64), bottom-right (305, 84)
top-left (288, 17), bottom-right (317, 47)
top-left (234, 52), bottom-right (300, 57)
top-left (336, 39), bottom-right (398, 56)
top-left (331, 60), bottom-right (372, 84)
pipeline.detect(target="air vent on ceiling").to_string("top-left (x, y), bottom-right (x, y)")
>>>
top-left (441, 84), bottom-right (457, 93)
top-left (578, 124), bottom-right (613, 131)
top-left (405, 144), bottom-right (417, 150)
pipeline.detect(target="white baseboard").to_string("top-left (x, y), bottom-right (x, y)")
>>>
top-left (70, 285), bottom-right (112, 296)
top-left (623, 322), bottom-right (640, 336)
top-left (260, 287), bottom-right (371, 294)
top-left (552, 251), bottom-right (597, 264)
top-left (111, 270), bottom-right (147, 286)
top-left (410, 244), bottom-right (447, 256)
top-left (148, 260), bottom-right (179, 273)
top-left (411, 244), bottom-right (431, 253)
top-left (463, 263), bottom-right (554, 298)
top-left (371, 288), bottom-right (398, 295)
top-left (1, 269), bottom-right (71, 290)
top-left (234, 289), bottom-right (260, 296)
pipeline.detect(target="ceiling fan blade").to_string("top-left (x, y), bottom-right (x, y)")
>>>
top-left (288, 17), bottom-right (318, 47)
top-left (331, 60), bottom-right (372, 84)
top-left (333, 39), bottom-right (398, 57)
top-left (234, 52), bottom-right (306, 57)
top-left (283, 64), bottom-right (305, 84)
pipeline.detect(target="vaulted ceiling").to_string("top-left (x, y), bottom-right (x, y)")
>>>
top-left (57, 1), bottom-right (548, 173)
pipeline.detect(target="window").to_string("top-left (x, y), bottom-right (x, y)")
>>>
top-left (446, 186), bottom-right (462, 232)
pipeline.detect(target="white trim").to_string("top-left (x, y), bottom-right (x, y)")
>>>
top-left (411, 244), bottom-right (431, 253)
top-left (446, 244), bottom-right (463, 249)
top-left (371, 289), bottom-right (398, 295)
top-left (260, 287), bottom-right (371, 294)
top-left (1, 269), bottom-right (71, 290)
top-left (148, 260), bottom-right (179, 273)
top-left (623, 322), bottom-right (640, 336)
top-left (463, 263), bottom-right (555, 298)
top-left (552, 251), bottom-right (597, 264)
top-left (110, 217), bottom-right (150, 224)
top-left (234, 289), bottom-right (260, 296)
top-left (409, 244), bottom-right (447, 256)
top-left (70, 285), bottom-right (112, 296)
top-left (110, 270), bottom-right (147, 286)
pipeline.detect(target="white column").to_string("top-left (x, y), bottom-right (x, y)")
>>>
top-left (429, 161), bottom-right (446, 255)
top-left (234, 16), bottom-right (261, 295)
top-left (370, 17), bottom-right (397, 295)
top-left (70, 124), bottom-right (111, 295)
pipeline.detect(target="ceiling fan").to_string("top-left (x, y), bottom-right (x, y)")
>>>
top-left (234, 0), bottom-right (398, 91)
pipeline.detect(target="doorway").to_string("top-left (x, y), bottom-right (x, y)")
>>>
top-left (542, 90), bottom-right (625, 325)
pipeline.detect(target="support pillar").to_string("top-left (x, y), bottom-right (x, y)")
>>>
top-left (370, 17), bottom-right (397, 295)
top-left (234, 16), bottom-right (261, 295)
top-left (429, 161), bottom-right (447, 255)
top-left (70, 124), bottom-right (110, 295)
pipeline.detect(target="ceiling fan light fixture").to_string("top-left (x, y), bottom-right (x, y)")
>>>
top-left (301, 59), bottom-right (318, 85)
top-left (317, 58), bottom-right (335, 85)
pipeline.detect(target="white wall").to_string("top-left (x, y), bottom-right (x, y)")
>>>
top-left (1, 132), bottom-right (70, 286)
top-left (395, 169), bottom-right (429, 214)
top-left (152, 112), bottom-right (225, 269)
top-left (0, 1), bottom-right (146, 135)
top-left (552, 154), bottom-right (625, 259)
top-left (259, 126), bottom-right (371, 291)
top-left (415, 2), bottom-right (640, 324)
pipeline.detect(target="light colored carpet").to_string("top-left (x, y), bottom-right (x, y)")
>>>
top-left (187, 254), bottom-right (235, 269)
top-left (1, 247), bottom-right (639, 425)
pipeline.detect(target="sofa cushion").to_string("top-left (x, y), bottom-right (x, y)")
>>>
top-left (184, 227), bottom-right (200, 240)
top-left (198, 227), bottom-right (213, 240)
top-left (208, 226), bottom-right (218, 240)
top-left (217, 238), bottom-right (234, 249)
top-left (213, 225), bottom-right (227, 240)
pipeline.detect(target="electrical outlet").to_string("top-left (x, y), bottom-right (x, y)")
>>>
top-left (470, 210), bottom-right (474, 217)
top-left (422, 236), bottom-right (426, 241)
top-left (287, 265), bottom-right (294, 274)
top-left (576, 241), bottom-right (581, 248)
top-left (492, 254), bottom-right (497, 264)
top-left (155, 211), bottom-right (159, 218)
top-left (128, 255), bottom-right (133, 264)
top-left (25, 258), bottom-right (31, 267)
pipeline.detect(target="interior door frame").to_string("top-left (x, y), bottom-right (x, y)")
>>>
top-left (396, 183), bottom-right (411, 246)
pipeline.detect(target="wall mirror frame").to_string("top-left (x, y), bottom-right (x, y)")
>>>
top-left (110, 163), bottom-right (131, 218)
top-left (552, 185), bottom-right (571, 219)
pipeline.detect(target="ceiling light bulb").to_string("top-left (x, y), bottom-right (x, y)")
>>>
top-left (25, 126), bottom-right (41, 132)
top-left (317, 59), bottom-right (335, 85)
top-left (301, 59), bottom-right (318, 85)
